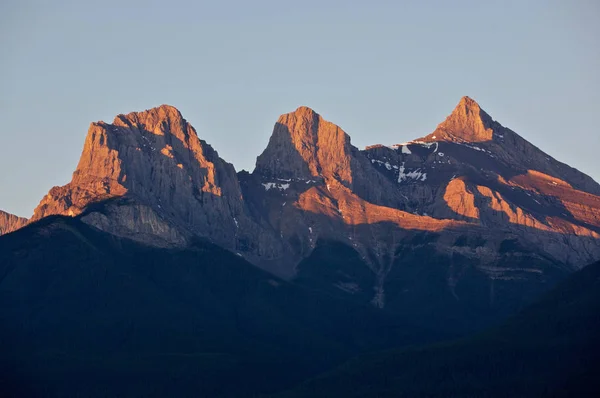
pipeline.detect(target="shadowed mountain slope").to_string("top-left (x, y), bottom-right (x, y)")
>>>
top-left (0, 214), bottom-right (445, 397)
top-left (282, 259), bottom-right (600, 397)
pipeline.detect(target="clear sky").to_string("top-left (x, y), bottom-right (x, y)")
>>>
top-left (1, 0), bottom-right (599, 217)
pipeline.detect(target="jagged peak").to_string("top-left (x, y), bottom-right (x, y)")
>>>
top-left (456, 95), bottom-right (481, 111)
top-left (276, 106), bottom-right (321, 127)
top-left (423, 96), bottom-right (496, 143)
top-left (272, 106), bottom-right (350, 146)
top-left (255, 106), bottom-right (353, 182)
top-left (117, 103), bottom-right (181, 119)
top-left (0, 209), bottom-right (29, 235)
top-left (85, 104), bottom-right (200, 142)
top-left (112, 104), bottom-right (184, 129)
top-left (284, 105), bottom-right (318, 117)
top-left (449, 96), bottom-right (493, 124)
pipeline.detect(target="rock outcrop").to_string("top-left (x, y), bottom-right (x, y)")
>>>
top-left (30, 105), bottom-right (286, 271)
top-left (0, 210), bottom-right (28, 236)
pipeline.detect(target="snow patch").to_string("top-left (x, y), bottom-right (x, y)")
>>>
top-left (371, 159), bottom-right (398, 170)
top-left (262, 182), bottom-right (290, 191)
top-left (401, 145), bottom-right (412, 154)
top-left (398, 162), bottom-right (427, 183)
top-left (456, 142), bottom-right (494, 155)
top-left (410, 141), bottom-right (438, 153)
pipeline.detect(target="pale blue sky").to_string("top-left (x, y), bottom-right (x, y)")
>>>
top-left (1, 0), bottom-right (599, 217)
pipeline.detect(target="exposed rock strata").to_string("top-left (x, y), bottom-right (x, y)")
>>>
top-left (30, 105), bottom-right (287, 272)
top-left (0, 210), bottom-right (28, 236)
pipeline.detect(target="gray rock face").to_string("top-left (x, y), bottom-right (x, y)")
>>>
top-left (80, 198), bottom-right (189, 248)
top-left (0, 210), bottom-right (28, 236)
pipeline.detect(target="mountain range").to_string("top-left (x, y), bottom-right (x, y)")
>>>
top-left (3, 97), bottom-right (600, 321)
top-left (1, 96), bottom-right (600, 396)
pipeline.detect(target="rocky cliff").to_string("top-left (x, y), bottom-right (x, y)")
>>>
top-left (30, 105), bottom-right (287, 270)
top-left (0, 210), bottom-right (28, 236)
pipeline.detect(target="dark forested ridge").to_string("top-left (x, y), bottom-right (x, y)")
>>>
top-left (1, 216), bottom-right (599, 397)
top-left (282, 259), bottom-right (600, 397)
top-left (0, 216), bottom-right (447, 397)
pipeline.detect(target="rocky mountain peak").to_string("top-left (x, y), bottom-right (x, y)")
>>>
top-left (286, 105), bottom-right (319, 119)
top-left (424, 96), bottom-right (496, 143)
top-left (414, 96), bottom-right (600, 196)
top-left (0, 210), bottom-right (28, 236)
top-left (29, 104), bottom-right (290, 272)
top-left (456, 95), bottom-right (481, 112)
top-left (111, 104), bottom-right (189, 139)
top-left (31, 106), bottom-right (237, 243)
top-left (254, 106), bottom-right (353, 184)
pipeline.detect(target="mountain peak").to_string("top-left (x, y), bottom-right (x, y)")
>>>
top-left (115, 104), bottom-right (181, 120)
top-left (292, 105), bottom-right (318, 115)
top-left (424, 96), bottom-right (495, 143)
top-left (110, 104), bottom-right (188, 137)
top-left (0, 210), bottom-right (28, 236)
top-left (457, 95), bottom-right (480, 110)
top-left (276, 106), bottom-right (320, 126)
top-left (449, 96), bottom-right (490, 125)
top-left (31, 104), bottom-right (242, 224)
top-left (255, 106), bottom-right (353, 183)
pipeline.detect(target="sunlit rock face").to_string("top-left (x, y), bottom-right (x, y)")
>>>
top-left (421, 96), bottom-right (600, 196)
top-left (30, 105), bottom-right (286, 266)
top-left (359, 97), bottom-right (600, 267)
top-left (247, 98), bottom-right (600, 308)
top-left (0, 210), bottom-right (28, 236)
top-left (248, 106), bottom-right (473, 288)
top-left (442, 178), bottom-right (479, 220)
top-left (428, 96), bottom-right (496, 143)
top-left (32, 105), bottom-right (235, 221)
